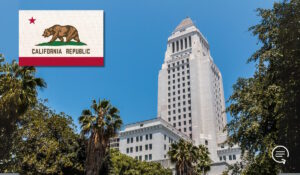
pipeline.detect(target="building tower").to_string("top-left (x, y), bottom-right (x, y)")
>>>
top-left (157, 18), bottom-right (227, 162)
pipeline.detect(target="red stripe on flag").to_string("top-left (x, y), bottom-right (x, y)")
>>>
top-left (19, 57), bottom-right (104, 66)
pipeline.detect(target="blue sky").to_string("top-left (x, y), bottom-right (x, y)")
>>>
top-left (0, 0), bottom-right (275, 129)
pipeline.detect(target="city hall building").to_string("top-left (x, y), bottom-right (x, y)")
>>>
top-left (114, 18), bottom-right (241, 175)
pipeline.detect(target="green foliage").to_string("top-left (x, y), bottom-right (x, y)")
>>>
top-left (0, 56), bottom-right (46, 164)
top-left (110, 149), bottom-right (172, 175)
top-left (167, 139), bottom-right (211, 175)
top-left (79, 99), bottom-right (123, 175)
top-left (2, 100), bottom-right (85, 174)
top-left (226, 0), bottom-right (300, 173)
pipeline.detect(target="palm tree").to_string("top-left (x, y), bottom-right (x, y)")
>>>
top-left (194, 145), bottom-right (211, 175)
top-left (79, 99), bottom-right (122, 175)
top-left (168, 139), bottom-right (211, 175)
top-left (0, 58), bottom-right (46, 163)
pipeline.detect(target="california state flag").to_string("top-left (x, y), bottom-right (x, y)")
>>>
top-left (19, 10), bottom-right (104, 66)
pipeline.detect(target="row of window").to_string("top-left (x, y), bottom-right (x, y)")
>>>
top-left (175, 126), bottom-right (192, 132)
top-left (135, 154), bottom-right (152, 161)
top-left (220, 154), bottom-right (236, 161)
top-left (168, 105), bottom-right (191, 115)
top-left (127, 134), bottom-right (152, 144)
top-left (168, 59), bottom-right (189, 68)
top-left (168, 75), bottom-right (190, 81)
top-left (168, 100), bottom-right (191, 107)
top-left (168, 64), bottom-right (189, 73)
top-left (126, 144), bottom-right (153, 153)
top-left (171, 36), bottom-right (192, 53)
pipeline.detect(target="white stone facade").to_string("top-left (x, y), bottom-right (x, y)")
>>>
top-left (119, 118), bottom-right (192, 163)
top-left (117, 18), bottom-right (241, 174)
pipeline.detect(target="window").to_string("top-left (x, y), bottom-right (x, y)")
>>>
top-left (126, 148), bottom-right (129, 153)
top-left (184, 128), bottom-right (186, 132)
top-left (185, 38), bottom-right (187, 48)
top-left (220, 156), bottom-right (222, 161)
top-left (136, 146), bottom-right (138, 152)
top-left (176, 41), bottom-right (179, 51)
top-left (164, 135), bottom-right (167, 140)
top-left (135, 156), bottom-right (138, 160)
top-left (178, 115), bottom-right (181, 119)
top-left (189, 113), bottom-right (192, 117)
top-left (189, 36), bottom-right (192, 47)
top-left (189, 127), bottom-right (192, 131)
top-left (184, 121), bottom-right (186, 125)
top-left (145, 144), bottom-right (148, 150)
top-left (149, 144), bottom-right (152, 150)
top-left (131, 138), bottom-right (133, 143)
top-left (140, 136), bottom-right (143, 141)
top-left (149, 154), bottom-right (152, 160)
top-left (139, 156), bottom-right (142, 161)
top-left (229, 155), bottom-right (232, 160)
top-left (223, 156), bottom-right (226, 161)
top-left (172, 42), bottom-right (175, 53)
top-left (136, 136), bottom-right (139, 142)
top-left (205, 140), bottom-right (208, 145)
top-left (130, 147), bottom-right (133, 153)
top-left (168, 118), bottom-right (171, 122)
top-left (173, 116), bottom-right (176, 121)
top-left (173, 123), bottom-right (176, 127)
top-left (233, 155), bottom-right (236, 160)
top-left (145, 155), bottom-right (148, 161)
top-left (146, 134), bottom-right (148, 140)
top-left (149, 134), bottom-right (152, 140)
top-left (189, 120), bottom-right (192, 124)
top-left (140, 145), bottom-right (142, 151)
top-left (127, 138), bottom-right (130, 144)
top-left (180, 39), bottom-right (183, 50)
top-left (178, 122), bottom-right (181, 126)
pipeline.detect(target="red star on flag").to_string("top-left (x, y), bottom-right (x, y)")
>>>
top-left (29, 17), bottom-right (36, 24)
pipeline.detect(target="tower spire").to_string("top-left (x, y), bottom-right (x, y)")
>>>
top-left (174, 17), bottom-right (195, 32)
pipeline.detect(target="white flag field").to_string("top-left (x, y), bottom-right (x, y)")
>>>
top-left (19, 10), bottom-right (104, 66)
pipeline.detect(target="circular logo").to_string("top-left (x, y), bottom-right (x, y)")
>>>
top-left (272, 145), bottom-right (289, 164)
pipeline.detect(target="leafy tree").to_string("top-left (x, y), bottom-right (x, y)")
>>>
top-left (168, 139), bottom-right (211, 175)
top-left (0, 56), bottom-right (46, 166)
top-left (226, 0), bottom-right (300, 173)
top-left (79, 99), bottom-right (123, 175)
top-left (3, 100), bottom-right (85, 174)
top-left (110, 149), bottom-right (172, 175)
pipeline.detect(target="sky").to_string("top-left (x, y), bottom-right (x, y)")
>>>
top-left (0, 0), bottom-right (276, 130)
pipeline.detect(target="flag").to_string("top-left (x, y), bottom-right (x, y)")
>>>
top-left (19, 10), bottom-right (104, 66)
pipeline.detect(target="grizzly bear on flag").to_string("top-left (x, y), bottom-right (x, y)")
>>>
top-left (42, 25), bottom-right (80, 43)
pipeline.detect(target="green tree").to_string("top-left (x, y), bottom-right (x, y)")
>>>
top-left (0, 56), bottom-right (46, 166)
top-left (168, 139), bottom-right (211, 175)
top-left (79, 99), bottom-right (123, 175)
top-left (4, 100), bottom-right (85, 174)
top-left (226, 0), bottom-right (300, 173)
top-left (110, 149), bottom-right (172, 175)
